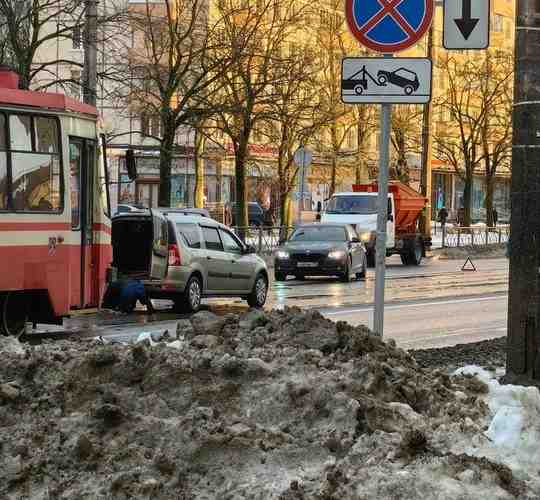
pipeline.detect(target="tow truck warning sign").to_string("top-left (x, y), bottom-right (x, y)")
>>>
top-left (341, 57), bottom-right (432, 104)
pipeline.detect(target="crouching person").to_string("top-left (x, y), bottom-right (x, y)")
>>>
top-left (102, 279), bottom-right (155, 315)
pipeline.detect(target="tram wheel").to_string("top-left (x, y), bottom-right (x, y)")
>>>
top-left (1, 292), bottom-right (29, 337)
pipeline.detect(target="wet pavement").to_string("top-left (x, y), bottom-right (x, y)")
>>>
top-left (23, 255), bottom-right (509, 349)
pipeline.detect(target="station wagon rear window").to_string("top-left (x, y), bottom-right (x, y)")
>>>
top-left (0, 112), bottom-right (63, 213)
top-left (176, 223), bottom-right (201, 249)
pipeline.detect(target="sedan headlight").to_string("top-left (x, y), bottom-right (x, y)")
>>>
top-left (275, 250), bottom-right (290, 259)
top-left (328, 250), bottom-right (346, 260)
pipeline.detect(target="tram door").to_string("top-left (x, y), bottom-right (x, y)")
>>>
top-left (69, 138), bottom-right (98, 308)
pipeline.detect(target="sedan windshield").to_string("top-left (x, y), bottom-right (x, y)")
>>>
top-left (289, 226), bottom-right (347, 242)
top-left (325, 195), bottom-right (377, 214)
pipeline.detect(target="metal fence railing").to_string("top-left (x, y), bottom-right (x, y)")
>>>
top-left (442, 225), bottom-right (510, 248)
top-left (232, 226), bottom-right (294, 255)
top-left (231, 224), bottom-right (510, 253)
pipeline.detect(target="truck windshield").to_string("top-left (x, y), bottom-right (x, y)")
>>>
top-left (325, 195), bottom-right (378, 215)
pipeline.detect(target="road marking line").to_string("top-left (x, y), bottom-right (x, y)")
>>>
top-left (398, 326), bottom-right (507, 347)
top-left (323, 295), bottom-right (506, 317)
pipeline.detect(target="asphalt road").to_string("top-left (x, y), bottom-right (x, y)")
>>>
top-left (25, 256), bottom-right (509, 350)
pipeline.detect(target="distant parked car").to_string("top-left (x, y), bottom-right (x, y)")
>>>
top-left (111, 211), bottom-right (269, 312)
top-left (274, 223), bottom-right (367, 282)
top-left (229, 202), bottom-right (265, 227)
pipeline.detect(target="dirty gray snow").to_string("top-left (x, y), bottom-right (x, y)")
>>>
top-left (0, 308), bottom-right (536, 499)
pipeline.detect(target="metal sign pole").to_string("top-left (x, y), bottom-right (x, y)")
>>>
top-left (373, 54), bottom-right (393, 337)
top-left (296, 148), bottom-right (307, 223)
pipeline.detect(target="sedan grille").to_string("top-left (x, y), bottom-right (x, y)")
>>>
top-left (291, 253), bottom-right (326, 262)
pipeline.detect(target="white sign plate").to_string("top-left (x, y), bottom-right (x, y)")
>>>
top-left (341, 58), bottom-right (432, 104)
top-left (443, 0), bottom-right (490, 50)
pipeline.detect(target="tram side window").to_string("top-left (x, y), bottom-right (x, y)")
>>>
top-left (9, 115), bottom-right (32, 151)
top-left (70, 142), bottom-right (81, 228)
top-left (9, 114), bottom-right (62, 212)
top-left (0, 115), bottom-right (7, 210)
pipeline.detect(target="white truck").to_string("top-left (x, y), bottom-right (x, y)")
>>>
top-left (320, 182), bottom-right (431, 267)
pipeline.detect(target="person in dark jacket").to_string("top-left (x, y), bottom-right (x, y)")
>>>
top-left (438, 206), bottom-right (449, 227)
top-left (492, 208), bottom-right (499, 227)
top-left (102, 279), bottom-right (155, 314)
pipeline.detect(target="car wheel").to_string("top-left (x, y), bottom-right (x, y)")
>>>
top-left (354, 85), bottom-right (364, 95)
top-left (179, 275), bottom-right (203, 313)
top-left (378, 75), bottom-right (388, 85)
top-left (1, 292), bottom-right (28, 337)
top-left (247, 273), bottom-right (268, 308)
top-left (404, 85), bottom-right (414, 95)
top-left (275, 271), bottom-right (286, 282)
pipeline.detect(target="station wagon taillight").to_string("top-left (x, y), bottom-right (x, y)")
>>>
top-left (168, 244), bottom-right (181, 266)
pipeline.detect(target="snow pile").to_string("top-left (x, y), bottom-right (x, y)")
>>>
top-left (455, 365), bottom-right (540, 485)
top-left (0, 310), bottom-right (537, 499)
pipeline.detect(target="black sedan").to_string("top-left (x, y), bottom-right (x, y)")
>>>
top-left (274, 223), bottom-right (367, 282)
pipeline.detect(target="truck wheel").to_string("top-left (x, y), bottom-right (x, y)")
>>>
top-left (354, 85), bottom-right (364, 95)
top-left (366, 251), bottom-right (376, 268)
top-left (1, 292), bottom-right (28, 337)
top-left (402, 240), bottom-right (423, 266)
top-left (411, 240), bottom-right (423, 266)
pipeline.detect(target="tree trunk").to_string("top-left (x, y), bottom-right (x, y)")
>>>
top-left (234, 138), bottom-right (249, 240)
top-left (485, 175), bottom-right (495, 227)
top-left (158, 121), bottom-right (175, 208)
top-left (463, 169), bottom-right (473, 227)
top-left (330, 155), bottom-right (337, 196)
top-left (194, 129), bottom-right (206, 208)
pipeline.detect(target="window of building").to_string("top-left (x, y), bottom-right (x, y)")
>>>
top-left (494, 14), bottom-right (504, 32)
top-left (202, 226), bottom-right (223, 251)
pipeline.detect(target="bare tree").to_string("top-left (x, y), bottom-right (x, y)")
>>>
top-left (354, 104), bottom-right (377, 184)
top-left (122, 0), bottom-right (236, 207)
top-left (206, 0), bottom-right (303, 231)
top-left (434, 53), bottom-right (513, 226)
top-left (390, 105), bottom-right (422, 184)
top-left (262, 41), bottom-right (325, 227)
top-left (315, 4), bottom-right (355, 196)
top-left (480, 51), bottom-right (513, 226)
top-left (0, 0), bottom-right (126, 91)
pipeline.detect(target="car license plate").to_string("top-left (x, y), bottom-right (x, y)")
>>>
top-left (297, 262), bottom-right (318, 268)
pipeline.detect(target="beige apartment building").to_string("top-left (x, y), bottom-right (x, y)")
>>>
top-left (29, 0), bottom-right (514, 222)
